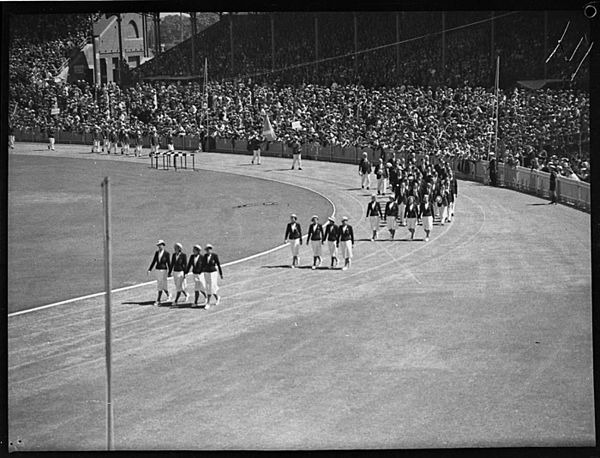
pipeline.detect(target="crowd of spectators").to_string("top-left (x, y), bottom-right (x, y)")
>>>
top-left (136, 11), bottom-right (590, 89)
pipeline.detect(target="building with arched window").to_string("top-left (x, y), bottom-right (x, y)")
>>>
top-left (69, 13), bottom-right (151, 84)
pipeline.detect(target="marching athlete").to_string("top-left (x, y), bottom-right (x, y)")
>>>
top-left (101, 124), bottom-right (110, 153)
top-left (358, 152), bottom-right (372, 189)
top-left (249, 131), bottom-right (264, 165)
top-left (420, 193), bottom-right (435, 241)
top-left (186, 245), bottom-right (207, 307)
top-left (120, 128), bottom-right (130, 155)
top-left (404, 195), bottom-right (420, 240)
top-left (169, 242), bottom-right (190, 304)
top-left (323, 216), bottom-right (339, 269)
top-left (148, 240), bottom-right (172, 305)
top-left (384, 195), bottom-right (399, 239)
top-left (395, 179), bottom-right (408, 226)
top-left (366, 194), bottom-right (383, 241)
top-left (307, 215), bottom-right (324, 269)
top-left (202, 244), bottom-right (223, 309)
top-left (150, 127), bottom-right (160, 155)
top-left (108, 127), bottom-right (118, 154)
top-left (132, 129), bottom-right (143, 157)
top-left (336, 216), bottom-right (355, 271)
top-left (448, 170), bottom-right (458, 220)
top-left (284, 214), bottom-right (303, 268)
top-left (91, 125), bottom-right (101, 153)
top-left (166, 130), bottom-right (175, 152)
top-left (374, 158), bottom-right (388, 195)
top-left (8, 124), bottom-right (15, 149)
top-left (290, 135), bottom-right (303, 170)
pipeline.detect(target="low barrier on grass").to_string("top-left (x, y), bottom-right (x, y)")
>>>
top-left (14, 129), bottom-right (589, 211)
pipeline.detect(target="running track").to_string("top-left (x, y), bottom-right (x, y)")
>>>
top-left (8, 145), bottom-right (593, 450)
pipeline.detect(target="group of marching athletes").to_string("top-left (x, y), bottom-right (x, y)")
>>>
top-left (147, 240), bottom-right (223, 308)
top-left (88, 124), bottom-right (177, 157)
top-left (284, 214), bottom-right (355, 270)
top-left (360, 151), bottom-right (458, 241)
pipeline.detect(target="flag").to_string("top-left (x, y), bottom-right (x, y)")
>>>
top-left (262, 114), bottom-right (276, 141)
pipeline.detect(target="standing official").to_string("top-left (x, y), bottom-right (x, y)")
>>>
top-left (384, 195), bottom-right (399, 239)
top-left (420, 194), bottom-right (435, 241)
top-left (323, 216), bottom-right (339, 269)
top-left (366, 194), bottom-right (383, 241)
top-left (358, 152), bottom-right (372, 190)
top-left (148, 240), bottom-right (172, 305)
top-left (169, 243), bottom-right (190, 304)
top-left (307, 215), bottom-right (324, 269)
top-left (284, 214), bottom-right (303, 268)
top-left (186, 244), bottom-right (207, 307)
top-left (108, 127), bottom-right (118, 154)
top-left (47, 125), bottom-right (55, 150)
top-left (404, 195), bottom-right (420, 240)
top-left (248, 131), bottom-right (264, 165)
top-left (202, 244), bottom-right (223, 309)
top-left (150, 127), bottom-right (160, 155)
top-left (336, 216), bottom-right (355, 271)
top-left (290, 135), bottom-right (303, 170)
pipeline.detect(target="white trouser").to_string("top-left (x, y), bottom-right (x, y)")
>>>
top-left (110, 143), bottom-right (117, 154)
top-left (122, 144), bottom-right (129, 154)
top-left (136, 144), bottom-right (142, 155)
top-left (310, 240), bottom-right (322, 257)
top-left (168, 143), bottom-right (174, 151)
top-left (9, 135), bottom-right (15, 148)
top-left (398, 203), bottom-right (406, 224)
top-left (327, 240), bottom-right (338, 258)
top-left (339, 240), bottom-right (353, 259)
top-left (361, 173), bottom-right (371, 188)
top-left (288, 238), bottom-right (300, 256)
top-left (369, 216), bottom-right (380, 231)
top-left (440, 205), bottom-right (448, 222)
top-left (193, 273), bottom-right (206, 292)
top-left (103, 139), bottom-right (110, 150)
top-left (203, 271), bottom-right (219, 295)
top-left (386, 217), bottom-right (398, 231)
top-left (172, 270), bottom-right (187, 292)
top-left (292, 153), bottom-right (302, 168)
top-left (49, 137), bottom-right (55, 149)
top-left (377, 177), bottom-right (385, 194)
top-left (253, 149), bottom-right (261, 163)
top-left (93, 140), bottom-right (100, 151)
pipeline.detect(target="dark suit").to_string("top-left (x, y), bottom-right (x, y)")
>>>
top-left (384, 201), bottom-right (399, 219)
top-left (366, 201), bottom-right (383, 218)
top-left (307, 223), bottom-right (324, 241)
top-left (169, 252), bottom-right (188, 275)
top-left (202, 253), bottom-right (223, 276)
top-left (149, 250), bottom-right (171, 271)
top-left (324, 223), bottom-right (339, 242)
top-left (186, 253), bottom-right (204, 274)
top-left (337, 224), bottom-right (354, 244)
top-left (285, 222), bottom-right (302, 242)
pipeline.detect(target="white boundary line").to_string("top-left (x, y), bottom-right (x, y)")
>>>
top-left (8, 163), bottom-right (336, 318)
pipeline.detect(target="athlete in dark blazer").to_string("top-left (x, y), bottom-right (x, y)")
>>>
top-left (186, 246), bottom-right (206, 306)
top-left (336, 217), bottom-right (355, 270)
top-left (384, 196), bottom-right (399, 239)
top-left (148, 241), bottom-right (171, 304)
top-left (366, 196), bottom-right (383, 241)
top-left (284, 214), bottom-right (303, 267)
top-left (201, 245), bottom-right (223, 308)
top-left (307, 216), bottom-right (325, 269)
top-left (323, 217), bottom-right (339, 268)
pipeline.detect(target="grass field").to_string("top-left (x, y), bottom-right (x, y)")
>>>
top-left (8, 144), bottom-right (594, 451)
top-left (7, 154), bottom-right (332, 312)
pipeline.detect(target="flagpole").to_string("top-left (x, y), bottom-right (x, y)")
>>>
top-left (101, 177), bottom-right (114, 451)
top-left (493, 54), bottom-right (500, 159)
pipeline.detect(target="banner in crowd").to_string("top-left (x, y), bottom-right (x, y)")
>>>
top-left (263, 115), bottom-right (276, 141)
top-left (291, 121), bottom-right (302, 130)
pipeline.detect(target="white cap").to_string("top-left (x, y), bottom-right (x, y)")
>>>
top-left (328, 216), bottom-right (335, 222)
top-left (342, 216), bottom-right (348, 221)
top-left (311, 215), bottom-right (319, 220)
top-left (291, 213), bottom-right (297, 219)
top-left (156, 239), bottom-right (165, 246)
top-left (174, 242), bottom-right (183, 249)
top-left (205, 243), bottom-right (213, 249)
top-left (193, 244), bottom-right (202, 251)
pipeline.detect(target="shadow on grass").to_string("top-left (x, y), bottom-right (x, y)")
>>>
top-left (528, 203), bottom-right (551, 206)
top-left (122, 300), bottom-right (156, 306)
top-left (261, 265), bottom-right (314, 269)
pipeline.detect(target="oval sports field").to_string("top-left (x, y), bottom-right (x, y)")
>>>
top-left (7, 143), bottom-right (593, 450)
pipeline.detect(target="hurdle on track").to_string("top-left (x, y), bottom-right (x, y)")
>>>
top-left (150, 152), bottom-right (196, 171)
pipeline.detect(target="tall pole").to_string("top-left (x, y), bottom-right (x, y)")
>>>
top-left (441, 11), bottom-right (446, 79)
top-left (270, 14), bottom-right (275, 71)
top-left (314, 15), bottom-right (319, 73)
top-left (490, 11), bottom-right (495, 66)
top-left (229, 14), bottom-right (234, 76)
top-left (543, 11), bottom-right (548, 79)
top-left (395, 12), bottom-right (400, 73)
top-left (101, 177), bottom-right (114, 451)
top-left (190, 12), bottom-right (196, 75)
top-left (116, 14), bottom-right (123, 85)
top-left (353, 12), bottom-right (358, 76)
top-left (494, 54), bottom-right (500, 157)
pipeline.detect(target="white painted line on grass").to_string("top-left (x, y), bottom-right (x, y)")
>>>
top-left (8, 163), bottom-right (337, 319)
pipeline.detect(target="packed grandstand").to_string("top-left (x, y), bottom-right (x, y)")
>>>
top-left (8, 11), bottom-right (591, 181)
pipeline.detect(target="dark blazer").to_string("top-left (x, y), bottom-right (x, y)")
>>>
top-left (169, 252), bottom-right (188, 274)
top-left (324, 223), bottom-right (339, 242)
top-left (359, 158), bottom-right (372, 174)
top-left (420, 202), bottom-right (435, 217)
top-left (384, 201), bottom-right (399, 218)
top-left (202, 253), bottom-right (223, 276)
top-left (404, 203), bottom-right (420, 219)
top-left (285, 222), bottom-right (302, 242)
top-left (337, 224), bottom-right (354, 244)
top-left (186, 253), bottom-right (204, 274)
top-left (366, 201), bottom-right (383, 218)
top-left (450, 178), bottom-right (458, 196)
top-left (307, 223), bottom-right (324, 241)
top-left (149, 250), bottom-right (171, 271)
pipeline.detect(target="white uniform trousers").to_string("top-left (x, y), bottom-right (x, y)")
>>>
top-left (377, 177), bottom-right (385, 194)
top-left (398, 203), bottom-right (406, 224)
top-left (203, 271), bottom-right (219, 295)
top-left (440, 205), bottom-right (448, 223)
top-left (9, 135), bottom-right (15, 149)
top-left (339, 240), bottom-right (353, 259)
top-left (422, 215), bottom-right (433, 232)
top-left (253, 149), bottom-right (261, 164)
top-left (327, 241), bottom-right (338, 258)
top-left (407, 217), bottom-right (417, 231)
top-left (386, 217), bottom-right (398, 231)
top-left (310, 240), bottom-right (322, 257)
top-left (369, 216), bottom-right (380, 231)
top-left (361, 173), bottom-right (371, 188)
top-left (288, 238), bottom-right (301, 256)
top-left (48, 137), bottom-right (55, 150)
top-left (155, 269), bottom-right (168, 291)
top-left (193, 273), bottom-right (206, 293)
top-left (172, 270), bottom-right (186, 292)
